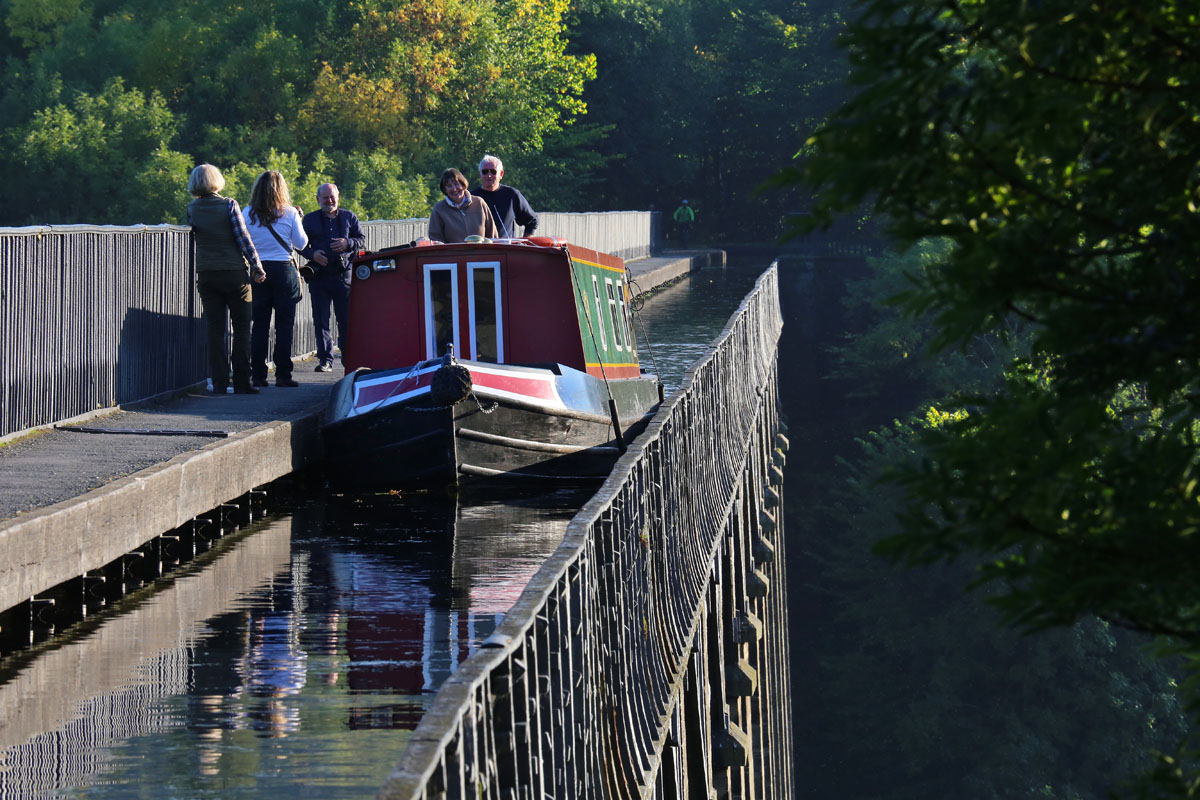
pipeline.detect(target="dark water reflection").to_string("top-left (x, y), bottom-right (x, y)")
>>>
top-left (633, 260), bottom-right (768, 390)
top-left (0, 489), bottom-right (591, 798)
top-left (0, 259), bottom-right (773, 798)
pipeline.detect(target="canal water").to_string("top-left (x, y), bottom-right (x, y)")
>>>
top-left (0, 258), bottom-right (772, 798)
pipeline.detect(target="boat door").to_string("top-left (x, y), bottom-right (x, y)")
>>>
top-left (466, 260), bottom-right (503, 362)
top-left (421, 258), bottom-right (505, 362)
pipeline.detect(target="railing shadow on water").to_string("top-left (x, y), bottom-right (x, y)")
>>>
top-left (379, 265), bottom-right (792, 799)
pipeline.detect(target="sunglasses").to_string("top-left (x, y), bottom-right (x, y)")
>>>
top-left (481, 169), bottom-right (498, 175)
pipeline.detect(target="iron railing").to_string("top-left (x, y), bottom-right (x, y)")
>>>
top-left (539, 211), bottom-right (654, 261)
top-left (379, 266), bottom-right (790, 799)
top-left (367, 212), bottom-right (654, 261)
top-left (0, 224), bottom-right (199, 437)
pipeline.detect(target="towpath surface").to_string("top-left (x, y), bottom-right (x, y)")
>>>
top-left (0, 250), bottom-right (721, 524)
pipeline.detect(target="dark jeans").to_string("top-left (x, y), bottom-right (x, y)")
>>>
top-left (197, 269), bottom-right (253, 391)
top-left (251, 260), bottom-right (300, 381)
top-left (310, 273), bottom-right (350, 362)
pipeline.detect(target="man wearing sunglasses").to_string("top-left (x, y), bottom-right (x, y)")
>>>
top-left (472, 155), bottom-right (539, 239)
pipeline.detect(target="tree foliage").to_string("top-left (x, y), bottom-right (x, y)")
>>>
top-left (789, 0), bottom-right (1200, 790)
top-left (10, 77), bottom-right (190, 223)
top-left (789, 239), bottom-right (1192, 797)
top-left (0, 0), bottom-right (852, 234)
top-left (0, 0), bottom-right (597, 224)
top-left (567, 0), bottom-right (849, 234)
top-left (813, 416), bottom-right (1188, 799)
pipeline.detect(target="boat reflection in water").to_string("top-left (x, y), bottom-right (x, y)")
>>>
top-left (323, 488), bottom-right (587, 730)
top-left (0, 486), bottom-right (590, 799)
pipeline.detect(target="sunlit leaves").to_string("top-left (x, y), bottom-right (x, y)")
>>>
top-left (0, 0), bottom-right (600, 223)
top-left (342, 150), bottom-right (436, 221)
top-left (11, 78), bottom-right (187, 223)
top-left (296, 64), bottom-right (412, 153)
top-left (308, 0), bottom-right (594, 170)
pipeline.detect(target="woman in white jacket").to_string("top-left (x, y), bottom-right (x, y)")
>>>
top-left (243, 171), bottom-right (309, 387)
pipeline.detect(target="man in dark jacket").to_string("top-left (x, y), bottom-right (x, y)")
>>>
top-left (300, 183), bottom-right (365, 371)
top-left (472, 155), bottom-right (539, 239)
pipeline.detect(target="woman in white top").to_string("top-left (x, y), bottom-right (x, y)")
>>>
top-left (242, 170), bottom-right (309, 387)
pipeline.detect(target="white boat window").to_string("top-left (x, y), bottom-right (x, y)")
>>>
top-left (468, 261), bottom-right (503, 363)
top-left (424, 263), bottom-right (459, 360)
top-left (591, 275), bottom-right (608, 352)
top-left (605, 278), bottom-right (625, 351)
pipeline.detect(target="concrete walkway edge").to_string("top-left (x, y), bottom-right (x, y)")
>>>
top-left (0, 412), bottom-right (320, 615)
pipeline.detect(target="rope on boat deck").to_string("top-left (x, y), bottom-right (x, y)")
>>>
top-left (360, 361), bottom-right (424, 416)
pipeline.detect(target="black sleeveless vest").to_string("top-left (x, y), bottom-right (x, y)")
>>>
top-left (188, 194), bottom-right (247, 273)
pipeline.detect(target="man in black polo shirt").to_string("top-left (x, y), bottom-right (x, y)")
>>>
top-left (472, 155), bottom-right (539, 239)
top-left (300, 183), bottom-right (365, 372)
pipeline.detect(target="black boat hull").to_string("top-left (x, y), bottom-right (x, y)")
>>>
top-left (322, 372), bottom-right (659, 489)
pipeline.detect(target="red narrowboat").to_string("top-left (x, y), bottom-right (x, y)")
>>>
top-left (322, 236), bottom-right (662, 487)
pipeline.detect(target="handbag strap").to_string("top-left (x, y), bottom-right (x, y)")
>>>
top-left (264, 220), bottom-right (295, 256)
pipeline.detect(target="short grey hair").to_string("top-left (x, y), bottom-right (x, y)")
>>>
top-left (478, 154), bottom-right (503, 173)
top-left (188, 164), bottom-right (225, 196)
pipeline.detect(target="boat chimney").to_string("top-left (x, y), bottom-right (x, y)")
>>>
top-left (442, 344), bottom-right (455, 365)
